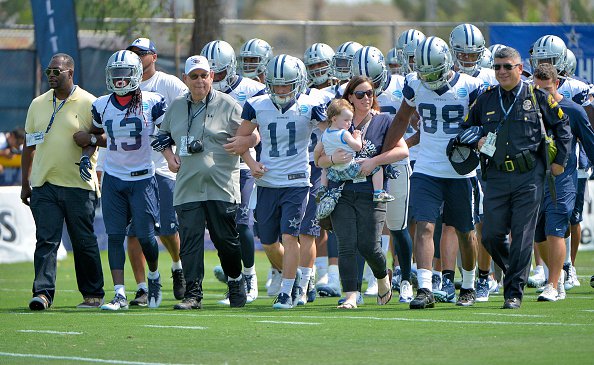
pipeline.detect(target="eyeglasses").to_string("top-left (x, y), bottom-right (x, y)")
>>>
top-left (44, 68), bottom-right (68, 77)
top-left (493, 63), bottom-right (521, 71)
top-left (353, 89), bottom-right (373, 99)
top-left (188, 73), bottom-right (210, 80)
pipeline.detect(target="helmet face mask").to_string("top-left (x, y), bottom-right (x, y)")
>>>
top-left (415, 37), bottom-right (453, 91)
top-left (239, 38), bottom-right (273, 79)
top-left (265, 55), bottom-right (305, 108)
top-left (332, 41), bottom-right (363, 81)
top-left (106, 50), bottom-right (142, 96)
top-left (396, 29), bottom-right (426, 74)
top-left (449, 23), bottom-right (485, 75)
top-left (201, 40), bottom-right (236, 92)
top-left (304, 43), bottom-right (335, 86)
top-left (386, 48), bottom-right (401, 75)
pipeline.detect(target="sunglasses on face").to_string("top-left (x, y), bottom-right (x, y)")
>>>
top-left (188, 73), bottom-right (210, 80)
top-left (353, 89), bottom-right (373, 99)
top-left (493, 63), bottom-right (521, 71)
top-left (134, 50), bottom-right (154, 57)
top-left (44, 68), bottom-right (68, 77)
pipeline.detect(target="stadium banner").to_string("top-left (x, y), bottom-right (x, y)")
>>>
top-left (489, 24), bottom-right (594, 82)
top-left (0, 187), bottom-right (66, 263)
top-left (31, 0), bottom-right (82, 85)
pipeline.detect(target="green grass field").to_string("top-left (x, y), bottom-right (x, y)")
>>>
top-left (1, 249), bottom-right (593, 365)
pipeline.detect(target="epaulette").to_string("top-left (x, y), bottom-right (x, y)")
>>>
top-left (484, 85), bottom-right (497, 93)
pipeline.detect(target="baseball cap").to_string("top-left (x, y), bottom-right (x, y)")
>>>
top-left (127, 38), bottom-right (157, 54)
top-left (185, 55), bottom-right (211, 74)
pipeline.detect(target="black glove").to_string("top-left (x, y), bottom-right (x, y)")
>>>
top-left (150, 134), bottom-right (174, 152)
top-left (456, 126), bottom-right (483, 145)
top-left (78, 155), bottom-right (92, 182)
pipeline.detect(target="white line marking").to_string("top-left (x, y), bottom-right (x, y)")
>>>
top-left (256, 320), bottom-right (321, 325)
top-left (0, 352), bottom-right (189, 365)
top-left (17, 329), bottom-right (82, 335)
top-left (474, 312), bottom-right (546, 318)
top-left (582, 310), bottom-right (594, 312)
top-left (143, 325), bottom-right (207, 330)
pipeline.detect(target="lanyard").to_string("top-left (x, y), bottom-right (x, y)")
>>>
top-left (46, 86), bottom-right (76, 133)
top-left (498, 82), bottom-right (523, 121)
top-left (186, 93), bottom-right (211, 140)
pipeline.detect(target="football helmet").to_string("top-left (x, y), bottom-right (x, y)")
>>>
top-left (106, 50), bottom-right (142, 96)
top-left (332, 41), bottom-right (363, 81)
top-left (396, 29), bottom-right (426, 74)
top-left (303, 43), bottom-right (335, 86)
top-left (449, 23), bottom-right (485, 75)
top-left (265, 54), bottom-right (305, 107)
top-left (565, 49), bottom-right (576, 77)
top-left (478, 48), bottom-right (493, 69)
top-left (530, 35), bottom-right (567, 73)
top-left (386, 48), bottom-right (400, 75)
top-left (238, 38), bottom-right (273, 79)
top-left (200, 40), bottom-right (236, 92)
top-left (351, 46), bottom-right (389, 96)
top-left (488, 44), bottom-right (506, 57)
top-left (414, 36), bottom-right (453, 91)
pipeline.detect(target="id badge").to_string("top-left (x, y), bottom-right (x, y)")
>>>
top-left (480, 132), bottom-right (497, 157)
top-left (179, 135), bottom-right (194, 157)
top-left (26, 132), bottom-right (44, 146)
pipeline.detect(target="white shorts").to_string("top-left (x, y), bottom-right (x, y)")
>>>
top-left (385, 163), bottom-right (411, 231)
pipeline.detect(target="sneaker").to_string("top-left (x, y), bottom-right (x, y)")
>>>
top-left (475, 278), bottom-right (490, 302)
top-left (488, 276), bottom-right (499, 294)
top-left (101, 294), bottom-right (128, 311)
top-left (535, 285), bottom-right (547, 294)
top-left (563, 263), bottom-right (574, 291)
top-left (290, 269), bottom-right (303, 305)
top-left (217, 292), bottom-right (230, 306)
top-left (373, 190), bottom-right (395, 202)
top-left (213, 265), bottom-right (227, 284)
top-left (171, 268), bottom-right (186, 300)
top-left (399, 280), bottom-right (413, 303)
top-left (456, 288), bottom-right (476, 307)
top-left (306, 273), bottom-right (316, 303)
top-left (317, 278), bottom-right (342, 297)
top-left (267, 269), bottom-right (282, 297)
top-left (76, 296), bottom-right (104, 309)
top-left (337, 292), bottom-right (364, 306)
top-left (364, 276), bottom-right (378, 296)
top-left (129, 288), bottom-right (148, 306)
top-left (29, 294), bottom-right (50, 311)
top-left (569, 265), bottom-right (580, 287)
top-left (265, 268), bottom-right (273, 289)
top-left (245, 274), bottom-right (258, 303)
top-left (409, 288), bottom-right (435, 309)
top-left (174, 297), bottom-right (202, 310)
top-left (315, 272), bottom-right (329, 287)
top-left (537, 283), bottom-right (558, 302)
top-left (557, 271), bottom-right (566, 300)
top-left (431, 273), bottom-right (442, 291)
top-left (228, 277), bottom-right (247, 308)
top-left (148, 275), bottom-right (163, 308)
top-left (392, 267), bottom-right (402, 291)
top-left (528, 269), bottom-right (546, 288)
top-left (272, 293), bottom-right (293, 309)
top-left (433, 277), bottom-right (456, 303)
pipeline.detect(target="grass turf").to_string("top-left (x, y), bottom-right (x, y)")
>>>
top-left (1, 249), bottom-right (593, 365)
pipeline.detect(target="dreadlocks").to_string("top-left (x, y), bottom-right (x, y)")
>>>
top-left (125, 88), bottom-right (144, 121)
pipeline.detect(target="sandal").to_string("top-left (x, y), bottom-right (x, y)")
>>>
top-left (377, 269), bottom-right (393, 305)
top-left (337, 301), bottom-right (357, 309)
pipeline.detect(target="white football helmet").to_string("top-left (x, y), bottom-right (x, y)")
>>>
top-left (303, 43), bottom-right (335, 86)
top-left (488, 44), bottom-right (506, 56)
top-left (332, 41), bottom-right (363, 81)
top-left (238, 38), bottom-right (273, 79)
top-left (565, 49), bottom-right (576, 77)
top-left (449, 23), bottom-right (485, 75)
top-left (478, 48), bottom-right (493, 69)
top-left (265, 55), bottom-right (305, 107)
top-left (396, 29), bottom-right (426, 74)
top-left (351, 46), bottom-right (389, 96)
top-left (200, 40), bottom-right (236, 92)
top-left (106, 50), bottom-right (142, 96)
top-left (386, 48), bottom-right (400, 75)
top-left (415, 36), bottom-right (453, 91)
top-left (530, 35), bottom-right (567, 73)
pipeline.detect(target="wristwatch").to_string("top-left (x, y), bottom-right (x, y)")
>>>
top-left (89, 134), bottom-right (97, 146)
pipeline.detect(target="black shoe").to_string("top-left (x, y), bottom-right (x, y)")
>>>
top-left (172, 269), bottom-right (186, 300)
top-left (410, 288), bottom-right (435, 309)
top-left (129, 288), bottom-right (148, 306)
top-left (456, 288), bottom-right (476, 307)
top-left (173, 297), bottom-right (202, 310)
top-left (502, 297), bottom-right (521, 309)
top-left (228, 276), bottom-right (247, 308)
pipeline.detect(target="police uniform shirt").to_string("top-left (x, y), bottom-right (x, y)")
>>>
top-left (241, 92), bottom-right (326, 188)
top-left (91, 91), bottom-right (166, 181)
top-left (403, 71), bottom-right (483, 178)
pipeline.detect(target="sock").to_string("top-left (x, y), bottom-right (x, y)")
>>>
top-left (299, 267), bottom-right (312, 290)
top-left (432, 269), bottom-right (442, 278)
top-left (565, 236), bottom-right (572, 264)
top-left (461, 267), bottom-right (476, 290)
top-left (171, 260), bottom-right (182, 271)
top-left (328, 265), bottom-right (340, 283)
top-left (381, 235), bottom-right (390, 255)
top-left (478, 269), bottom-right (489, 281)
top-left (442, 270), bottom-right (455, 283)
top-left (137, 282), bottom-right (147, 291)
top-left (228, 274), bottom-right (243, 282)
top-left (243, 265), bottom-right (256, 276)
top-left (417, 268), bottom-right (432, 290)
top-left (114, 285), bottom-right (126, 298)
top-left (280, 278), bottom-right (295, 295)
top-left (147, 270), bottom-right (160, 280)
top-left (315, 257), bottom-right (328, 275)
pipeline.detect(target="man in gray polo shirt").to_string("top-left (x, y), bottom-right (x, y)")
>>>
top-left (152, 55), bottom-right (247, 309)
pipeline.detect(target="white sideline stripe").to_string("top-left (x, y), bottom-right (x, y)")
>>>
top-left (17, 329), bottom-right (82, 335)
top-left (583, 310), bottom-right (594, 312)
top-left (144, 325), bottom-right (207, 330)
top-left (0, 352), bottom-right (188, 365)
top-left (474, 313), bottom-right (546, 318)
top-left (256, 320), bottom-right (321, 325)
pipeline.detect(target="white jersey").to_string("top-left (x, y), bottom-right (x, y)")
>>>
top-left (305, 88), bottom-right (335, 162)
top-left (558, 77), bottom-right (591, 107)
top-left (225, 76), bottom-right (266, 169)
top-left (92, 91), bottom-right (166, 181)
top-left (403, 72), bottom-right (482, 178)
top-left (323, 83), bottom-right (347, 99)
top-left (242, 93), bottom-right (326, 187)
top-left (140, 71), bottom-right (187, 180)
top-left (472, 68), bottom-right (498, 89)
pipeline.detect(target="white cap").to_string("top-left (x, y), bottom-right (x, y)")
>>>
top-left (185, 55), bottom-right (210, 74)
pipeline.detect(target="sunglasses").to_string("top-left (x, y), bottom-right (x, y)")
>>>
top-left (188, 73), bottom-right (210, 80)
top-left (44, 68), bottom-right (68, 77)
top-left (353, 89), bottom-right (373, 99)
top-left (493, 63), bottom-right (521, 71)
top-left (134, 50), bottom-right (154, 57)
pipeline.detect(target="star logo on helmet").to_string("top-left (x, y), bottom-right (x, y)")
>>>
top-left (564, 27), bottom-right (581, 49)
top-left (440, 45), bottom-right (449, 54)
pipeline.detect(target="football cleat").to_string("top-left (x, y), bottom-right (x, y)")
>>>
top-left (410, 288), bottom-right (435, 309)
top-left (434, 277), bottom-right (456, 303)
top-left (272, 293), bottom-right (293, 309)
top-left (148, 274), bottom-right (163, 308)
top-left (101, 294), bottom-right (128, 311)
top-left (537, 283), bottom-right (558, 302)
top-left (475, 278), bottom-right (490, 302)
top-left (399, 280), bottom-right (413, 303)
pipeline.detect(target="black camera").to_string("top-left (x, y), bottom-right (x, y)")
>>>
top-left (187, 139), bottom-right (204, 154)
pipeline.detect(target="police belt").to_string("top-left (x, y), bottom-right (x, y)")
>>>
top-left (495, 150), bottom-right (536, 173)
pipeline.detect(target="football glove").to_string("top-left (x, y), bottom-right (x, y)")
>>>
top-left (78, 155), bottom-right (92, 182)
top-left (150, 134), bottom-right (174, 152)
top-left (456, 126), bottom-right (483, 145)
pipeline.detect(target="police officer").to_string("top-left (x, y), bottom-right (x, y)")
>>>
top-left (459, 47), bottom-right (571, 309)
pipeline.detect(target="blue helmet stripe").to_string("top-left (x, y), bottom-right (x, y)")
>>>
top-left (246, 39), bottom-right (255, 52)
top-left (363, 47), bottom-right (370, 76)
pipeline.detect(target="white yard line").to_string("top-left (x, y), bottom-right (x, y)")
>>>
top-left (474, 312), bottom-right (546, 318)
top-left (0, 352), bottom-right (189, 365)
top-left (17, 329), bottom-right (82, 335)
top-left (143, 325), bottom-right (207, 330)
top-left (256, 320), bottom-right (321, 325)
